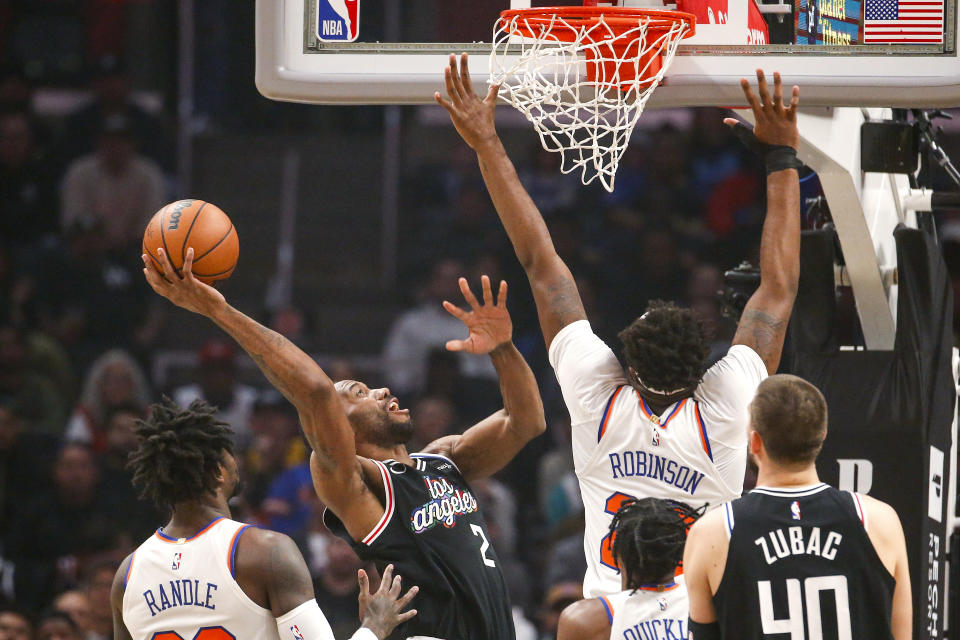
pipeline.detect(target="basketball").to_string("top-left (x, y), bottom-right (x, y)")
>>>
top-left (142, 199), bottom-right (239, 285)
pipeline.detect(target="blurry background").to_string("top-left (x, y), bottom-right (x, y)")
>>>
top-left (1, 2), bottom-right (959, 639)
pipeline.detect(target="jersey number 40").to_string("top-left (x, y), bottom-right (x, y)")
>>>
top-left (759, 575), bottom-right (852, 639)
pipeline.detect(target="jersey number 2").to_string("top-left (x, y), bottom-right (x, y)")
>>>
top-left (471, 524), bottom-right (496, 567)
top-left (152, 627), bottom-right (235, 640)
top-left (600, 492), bottom-right (636, 570)
top-left (758, 575), bottom-right (852, 639)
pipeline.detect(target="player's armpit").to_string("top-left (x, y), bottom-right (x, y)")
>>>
top-left (557, 599), bottom-right (611, 640)
top-left (110, 553), bottom-right (135, 640)
top-left (309, 454), bottom-right (389, 543)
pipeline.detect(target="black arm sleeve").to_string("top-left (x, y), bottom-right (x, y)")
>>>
top-left (688, 619), bottom-right (722, 640)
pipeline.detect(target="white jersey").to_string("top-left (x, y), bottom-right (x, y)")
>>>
top-left (604, 577), bottom-right (690, 640)
top-left (123, 517), bottom-right (293, 640)
top-left (549, 321), bottom-right (767, 597)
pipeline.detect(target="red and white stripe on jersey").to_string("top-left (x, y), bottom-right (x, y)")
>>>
top-left (848, 491), bottom-right (869, 531)
top-left (362, 460), bottom-right (395, 545)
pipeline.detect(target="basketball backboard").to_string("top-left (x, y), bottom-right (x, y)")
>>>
top-left (256, 0), bottom-right (960, 106)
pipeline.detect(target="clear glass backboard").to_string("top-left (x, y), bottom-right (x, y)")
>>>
top-left (256, 0), bottom-right (960, 105)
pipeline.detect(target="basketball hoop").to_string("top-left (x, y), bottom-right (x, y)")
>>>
top-left (490, 7), bottom-right (695, 192)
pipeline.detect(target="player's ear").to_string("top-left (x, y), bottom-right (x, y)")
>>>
top-left (748, 430), bottom-right (763, 457)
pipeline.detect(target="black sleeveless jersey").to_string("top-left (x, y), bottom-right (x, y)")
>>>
top-left (324, 453), bottom-right (515, 640)
top-left (713, 484), bottom-right (895, 640)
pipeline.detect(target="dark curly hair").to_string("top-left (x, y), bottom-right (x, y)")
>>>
top-left (129, 397), bottom-right (233, 509)
top-left (618, 301), bottom-right (709, 396)
top-left (610, 497), bottom-right (703, 590)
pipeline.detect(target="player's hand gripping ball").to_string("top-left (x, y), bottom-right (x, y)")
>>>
top-left (143, 200), bottom-right (239, 284)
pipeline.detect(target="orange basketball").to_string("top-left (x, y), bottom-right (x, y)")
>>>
top-left (143, 199), bottom-right (239, 285)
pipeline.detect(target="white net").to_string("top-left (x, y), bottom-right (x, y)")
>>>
top-left (490, 10), bottom-right (693, 192)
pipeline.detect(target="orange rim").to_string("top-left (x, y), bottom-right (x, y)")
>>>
top-left (498, 7), bottom-right (696, 40)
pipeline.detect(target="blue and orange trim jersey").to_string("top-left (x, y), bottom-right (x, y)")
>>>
top-left (122, 516), bottom-right (281, 640)
top-left (609, 576), bottom-right (689, 639)
top-left (547, 319), bottom-right (767, 599)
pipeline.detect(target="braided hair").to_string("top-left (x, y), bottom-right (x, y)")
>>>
top-left (129, 397), bottom-right (233, 509)
top-left (610, 497), bottom-right (703, 591)
top-left (618, 301), bottom-right (709, 396)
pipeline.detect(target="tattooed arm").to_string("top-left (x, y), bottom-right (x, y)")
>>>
top-left (437, 53), bottom-right (586, 348)
top-left (140, 248), bottom-right (384, 539)
top-left (730, 71), bottom-right (802, 375)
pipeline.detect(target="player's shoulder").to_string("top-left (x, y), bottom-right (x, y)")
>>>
top-left (854, 492), bottom-right (904, 531)
top-left (687, 504), bottom-right (727, 543)
top-left (234, 526), bottom-right (308, 582)
top-left (111, 551), bottom-right (136, 603)
top-left (558, 598), bottom-right (610, 640)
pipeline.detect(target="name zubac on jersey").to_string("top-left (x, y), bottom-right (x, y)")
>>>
top-left (755, 525), bottom-right (843, 565)
top-left (608, 451), bottom-right (706, 496)
top-left (142, 579), bottom-right (219, 617)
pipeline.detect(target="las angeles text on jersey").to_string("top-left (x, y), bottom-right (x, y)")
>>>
top-left (142, 578), bottom-right (219, 616)
top-left (608, 450), bottom-right (706, 496)
top-left (755, 525), bottom-right (843, 565)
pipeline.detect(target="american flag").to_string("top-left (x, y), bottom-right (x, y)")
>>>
top-left (864, 0), bottom-right (944, 43)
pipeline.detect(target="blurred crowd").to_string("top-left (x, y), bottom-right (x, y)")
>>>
top-left (3, 4), bottom-right (960, 640)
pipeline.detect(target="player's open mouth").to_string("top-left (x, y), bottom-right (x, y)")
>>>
top-left (386, 398), bottom-right (408, 414)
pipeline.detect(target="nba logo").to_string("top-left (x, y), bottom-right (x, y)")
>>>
top-left (317, 0), bottom-right (359, 42)
top-left (657, 597), bottom-right (667, 611)
top-left (290, 625), bottom-right (305, 640)
top-left (651, 430), bottom-right (660, 446)
top-left (171, 553), bottom-right (182, 570)
top-left (790, 500), bottom-right (801, 521)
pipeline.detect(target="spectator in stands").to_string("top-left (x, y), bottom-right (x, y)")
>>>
top-left (95, 404), bottom-right (164, 542)
top-left (78, 561), bottom-right (115, 640)
top-left (0, 396), bottom-right (57, 548)
top-left (60, 114), bottom-right (165, 253)
top-left (5, 444), bottom-right (119, 610)
top-left (0, 109), bottom-right (58, 247)
top-left (686, 263), bottom-right (735, 366)
top-left (311, 535), bottom-right (366, 639)
top-left (60, 55), bottom-right (168, 169)
top-left (243, 390), bottom-right (308, 513)
top-left (260, 462), bottom-right (312, 536)
top-left (537, 582), bottom-right (582, 640)
top-left (382, 258), bottom-right (497, 396)
top-left (0, 324), bottom-right (67, 435)
top-left (52, 590), bottom-right (92, 637)
top-left (34, 610), bottom-right (82, 640)
top-left (0, 609), bottom-right (31, 640)
top-left (34, 218), bottom-right (152, 372)
top-left (65, 349), bottom-right (151, 451)
top-left (173, 339), bottom-right (259, 446)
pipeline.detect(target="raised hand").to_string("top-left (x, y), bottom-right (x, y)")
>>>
top-left (443, 276), bottom-right (512, 355)
top-left (358, 565), bottom-right (418, 640)
top-left (434, 52), bottom-right (501, 151)
top-left (725, 70), bottom-right (800, 150)
top-left (142, 247), bottom-right (225, 317)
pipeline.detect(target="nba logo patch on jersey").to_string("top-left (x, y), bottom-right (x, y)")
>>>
top-left (290, 625), bottom-right (305, 640)
top-left (651, 430), bottom-right (660, 446)
top-left (790, 500), bottom-right (801, 520)
top-left (171, 552), bottom-right (182, 570)
top-left (316, 0), bottom-right (359, 42)
top-left (657, 596), bottom-right (667, 611)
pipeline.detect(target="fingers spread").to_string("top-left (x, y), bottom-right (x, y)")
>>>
top-left (445, 339), bottom-right (466, 352)
top-left (442, 300), bottom-right (468, 321)
top-left (772, 71), bottom-right (783, 111)
top-left (358, 569), bottom-right (369, 593)
top-left (398, 609), bottom-right (418, 623)
top-left (755, 69), bottom-right (771, 107)
top-left (380, 564), bottom-right (395, 592)
top-left (444, 66), bottom-right (459, 105)
top-left (448, 54), bottom-right (464, 102)
top-left (486, 83), bottom-right (501, 104)
top-left (459, 52), bottom-right (474, 96)
top-left (740, 78), bottom-right (761, 115)
top-left (397, 585), bottom-right (419, 609)
top-left (481, 275), bottom-right (493, 306)
top-left (435, 91), bottom-right (454, 113)
top-left (788, 85), bottom-right (800, 116)
top-left (496, 280), bottom-right (508, 307)
top-left (157, 248), bottom-right (176, 279)
top-left (459, 277), bottom-right (481, 309)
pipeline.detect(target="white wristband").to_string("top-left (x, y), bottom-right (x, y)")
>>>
top-left (275, 599), bottom-right (335, 640)
top-left (348, 628), bottom-right (379, 640)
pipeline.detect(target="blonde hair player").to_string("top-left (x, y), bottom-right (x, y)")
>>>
top-left (438, 53), bottom-right (802, 598)
top-left (683, 375), bottom-right (912, 639)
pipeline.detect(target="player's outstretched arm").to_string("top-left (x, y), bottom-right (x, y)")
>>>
top-left (141, 249), bottom-right (378, 527)
top-left (110, 554), bottom-right (135, 640)
top-left (436, 53), bottom-right (586, 348)
top-left (729, 70), bottom-right (802, 375)
top-left (421, 276), bottom-right (546, 480)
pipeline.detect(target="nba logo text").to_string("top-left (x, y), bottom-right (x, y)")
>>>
top-left (317, 0), bottom-right (359, 42)
top-left (171, 553), bottom-right (182, 570)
